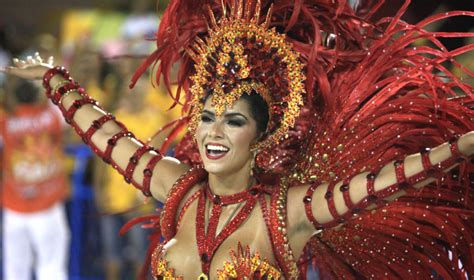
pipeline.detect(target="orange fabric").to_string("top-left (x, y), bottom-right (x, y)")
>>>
top-left (1, 105), bottom-right (68, 212)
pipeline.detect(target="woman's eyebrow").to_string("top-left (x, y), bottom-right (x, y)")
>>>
top-left (202, 110), bottom-right (215, 116)
top-left (224, 112), bottom-right (248, 120)
top-left (203, 109), bottom-right (248, 120)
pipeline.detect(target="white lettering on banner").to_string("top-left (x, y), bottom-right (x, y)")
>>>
top-left (6, 111), bottom-right (54, 134)
top-left (12, 160), bottom-right (62, 184)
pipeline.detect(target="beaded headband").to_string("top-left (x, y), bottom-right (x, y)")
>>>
top-left (186, 0), bottom-right (305, 150)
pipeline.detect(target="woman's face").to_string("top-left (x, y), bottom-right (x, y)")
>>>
top-left (196, 97), bottom-right (259, 176)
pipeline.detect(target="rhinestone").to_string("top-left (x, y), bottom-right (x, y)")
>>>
top-left (324, 191), bottom-right (332, 199)
top-left (340, 184), bottom-right (349, 192)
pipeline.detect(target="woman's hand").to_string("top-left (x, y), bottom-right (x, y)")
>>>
top-left (1, 52), bottom-right (53, 80)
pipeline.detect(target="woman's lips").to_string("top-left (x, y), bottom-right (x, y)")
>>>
top-left (205, 143), bottom-right (229, 160)
top-left (205, 149), bottom-right (228, 160)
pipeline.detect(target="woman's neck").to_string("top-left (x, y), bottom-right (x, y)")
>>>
top-left (207, 163), bottom-right (255, 196)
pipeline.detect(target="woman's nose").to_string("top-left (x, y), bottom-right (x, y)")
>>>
top-left (208, 121), bottom-right (224, 138)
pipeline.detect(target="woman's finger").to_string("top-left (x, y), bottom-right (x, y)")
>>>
top-left (47, 56), bottom-right (54, 65)
top-left (14, 60), bottom-right (26, 68)
top-left (34, 52), bottom-right (43, 63)
top-left (28, 57), bottom-right (38, 65)
top-left (2, 66), bottom-right (19, 74)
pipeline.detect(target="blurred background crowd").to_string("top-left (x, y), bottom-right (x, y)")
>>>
top-left (0, 0), bottom-right (472, 279)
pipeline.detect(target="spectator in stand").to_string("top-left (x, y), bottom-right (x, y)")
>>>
top-left (0, 79), bottom-right (70, 280)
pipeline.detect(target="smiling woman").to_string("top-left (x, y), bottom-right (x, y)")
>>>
top-left (198, 97), bottom-right (259, 192)
top-left (2, 0), bottom-right (474, 279)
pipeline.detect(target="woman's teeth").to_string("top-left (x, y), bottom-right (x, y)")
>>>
top-left (206, 144), bottom-right (229, 154)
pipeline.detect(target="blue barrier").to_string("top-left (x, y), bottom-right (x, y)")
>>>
top-left (65, 144), bottom-right (102, 280)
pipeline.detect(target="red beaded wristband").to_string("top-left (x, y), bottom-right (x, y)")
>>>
top-left (64, 98), bottom-right (98, 124)
top-left (103, 131), bottom-right (135, 164)
top-left (82, 114), bottom-right (116, 144)
top-left (43, 66), bottom-right (71, 97)
top-left (124, 145), bottom-right (155, 184)
top-left (303, 183), bottom-right (325, 230)
top-left (394, 160), bottom-right (409, 189)
top-left (52, 82), bottom-right (81, 105)
top-left (340, 180), bottom-right (354, 210)
top-left (142, 153), bottom-right (164, 196)
top-left (324, 182), bottom-right (341, 222)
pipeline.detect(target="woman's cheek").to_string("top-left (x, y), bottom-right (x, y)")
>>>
top-left (234, 130), bottom-right (255, 147)
top-left (195, 124), bottom-right (206, 140)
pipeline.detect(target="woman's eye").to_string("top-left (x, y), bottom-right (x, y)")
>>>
top-left (201, 115), bottom-right (213, 123)
top-left (227, 120), bottom-right (244, 127)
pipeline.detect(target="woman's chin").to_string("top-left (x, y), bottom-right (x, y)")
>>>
top-left (203, 163), bottom-right (227, 175)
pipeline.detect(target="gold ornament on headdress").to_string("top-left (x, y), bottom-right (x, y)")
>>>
top-left (186, 0), bottom-right (305, 150)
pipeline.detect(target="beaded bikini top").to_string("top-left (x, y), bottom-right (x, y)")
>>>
top-left (153, 167), bottom-right (298, 279)
top-left (151, 243), bottom-right (281, 279)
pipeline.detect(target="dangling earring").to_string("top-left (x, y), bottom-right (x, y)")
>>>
top-left (250, 150), bottom-right (258, 177)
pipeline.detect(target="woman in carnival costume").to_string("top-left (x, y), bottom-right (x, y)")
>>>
top-left (3, 0), bottom-right (474, 279)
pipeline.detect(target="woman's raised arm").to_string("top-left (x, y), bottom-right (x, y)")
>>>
top-left (2, 55), bottom-right (189, 202)
top-left (289, 131), bottom-right (473, 232)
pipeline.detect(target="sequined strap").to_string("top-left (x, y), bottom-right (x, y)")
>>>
top-left (161, 167), bottom-right (208, 240)
top-left (43, 66), bottom-right (71, 97)
top-left (83, 114), bottom-right (115, 144)
top-left (366, 172), bottom-right (376, 197)
top-left (124, 145), bottom-right (155, 184)
top-left (270, 181), bottom-right (299, 278)
top-left (259, 194), bottom-right (275, 245)
top-left (446, 138), bottom-right (467, 165)
top-left (303, 183), bottom-right (324, 230)
top-left (420, 148), bottom-right (435, 176)
top-left (394, 160), bottom-right (409, 189)
top-left (103, 131), bottom-right (135, 164)
top-left (205, 183), bottom-right (260, 205)
top-left (142, 153), bottom-right (164, 197)
top-left (324, 182), bottom-right (340, 222)
top-left (64, 98), bottom-right (98, 124)
top-left (196, 186), bottom-right (260, 275)
top-left (415, 140), bottom-right (465, 184)
top-left (340, 180), bottom-right (353, 211)
top-left (176, 189), bottom-right (203, 230)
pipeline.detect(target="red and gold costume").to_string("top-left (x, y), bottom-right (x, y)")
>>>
top-left (42, 0), bottom-right (473, 279)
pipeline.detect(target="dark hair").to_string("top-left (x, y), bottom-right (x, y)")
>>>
top-left (14, 80), bottom-right (39, 104)
top-left (202, 90), bottom-right (270, 135)
top-left (240, 90), bottom-right (269, 135)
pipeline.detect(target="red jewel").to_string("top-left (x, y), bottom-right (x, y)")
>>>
top-left (249, 188), bottom-right (259, 196)
top-left (324, 191), bottom-right (333, 199)
top-left (212, 195), bottom-right (221, 205)
top-left (368, 194), bottom-right (378, 202)
top-left (143, 169), bottom-right (152, 176)
top-left (398, 182), bottom-right (409, 189)
top-left (339, 184), bottom-right (349, 192)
